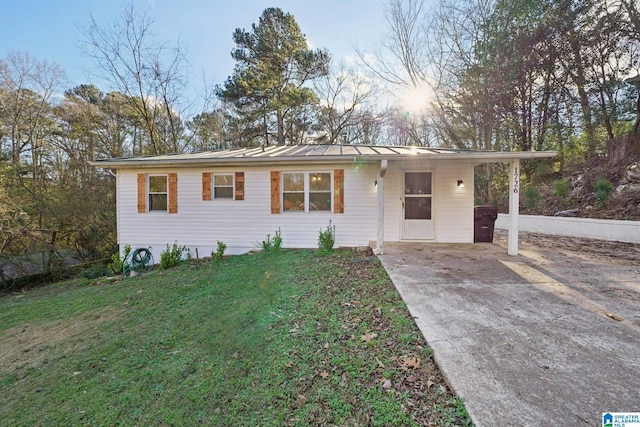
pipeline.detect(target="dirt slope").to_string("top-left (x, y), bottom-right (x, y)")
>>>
top-left (518, 135), bottom-right (640, 220)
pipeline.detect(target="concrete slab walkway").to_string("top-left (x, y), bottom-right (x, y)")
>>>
top-left (378, 233), bottom-right (640, 426)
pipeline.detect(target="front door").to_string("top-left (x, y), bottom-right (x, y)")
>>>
top-left (402, 172), bottom-right (434, 240)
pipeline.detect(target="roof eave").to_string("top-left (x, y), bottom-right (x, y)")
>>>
top-left (464, 151), bottom-right (557, 163)
top-left (90, 155), bottom-right (363, 169)
top-left (91, 150), bottom-right (557, 169)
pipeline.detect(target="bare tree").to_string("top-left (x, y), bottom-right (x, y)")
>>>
top-left (314, 64), bottom-right (378, 144)
top-left (617, 0), bottom-right (640, 134)
top-left (79, 4), bottom-right (189, 154)
top-left (0, 51), bottom-right (65, 167)
top-left (358, 0), bottom-right (495, 148)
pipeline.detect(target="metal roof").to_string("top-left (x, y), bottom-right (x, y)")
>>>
top-left (91, 144), bottom-right (556, 169)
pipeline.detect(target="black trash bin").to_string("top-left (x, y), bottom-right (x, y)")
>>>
top-left (474, 205), bottom-right (499, 242)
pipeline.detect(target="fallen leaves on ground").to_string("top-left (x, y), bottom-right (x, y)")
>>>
top-left (605, 312), bottom-right (622, 321)
top-left (360, 332), bottom-right (378, 342)
top-left (279, 252), bottom-right (468, 426)
top-left (398, 356), bottom-right (421, 370)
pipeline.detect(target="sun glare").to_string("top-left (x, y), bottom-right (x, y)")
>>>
top-left (400, 83), bottom-right (434, 115)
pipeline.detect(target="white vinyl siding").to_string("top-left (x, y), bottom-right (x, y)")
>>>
top-left (433, 161), bottom-right (474, 242)
top-left (116, 160), bottom-right (475, 260)
top-left (383, 166), bottom-right (402, 242)
top-left (384, 160), bottom-right (474, 243)
top-left (117, 164), bottom-right (378, 258)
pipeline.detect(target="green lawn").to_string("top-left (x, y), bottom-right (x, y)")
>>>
top-left (0, 249), bottom-right (472, 426)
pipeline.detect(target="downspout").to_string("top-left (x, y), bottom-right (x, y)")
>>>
top-left (373, 159), bottom-right (388, 255)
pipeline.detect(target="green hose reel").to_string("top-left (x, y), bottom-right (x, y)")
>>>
top-left (123, 247), bottom-right (154, 277)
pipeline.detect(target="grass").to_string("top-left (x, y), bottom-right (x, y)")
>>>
top-left (0, 249), bottom-right (472, 426)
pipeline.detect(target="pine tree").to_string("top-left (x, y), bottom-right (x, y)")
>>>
top-left (217, 7), bottom-right (330, 145)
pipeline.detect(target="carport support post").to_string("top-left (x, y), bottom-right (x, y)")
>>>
top-left (373, 159), bottom-right (387, 255)
top-left (508, 159), bottom-right (520, 255)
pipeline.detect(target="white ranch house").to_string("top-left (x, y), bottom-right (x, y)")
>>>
top-left (93, 144), bottom-right (555, 260)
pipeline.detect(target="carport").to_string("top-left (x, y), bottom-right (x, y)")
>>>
top-left (372, 150), bottom-right (556, 256)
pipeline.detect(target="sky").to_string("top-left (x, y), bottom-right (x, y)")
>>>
top-left (0, 0), bottom-right (391, 101)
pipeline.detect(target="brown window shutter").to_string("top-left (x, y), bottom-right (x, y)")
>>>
top-left (334, 169), bottom-right (344, 214)
top-left (235, 172), bottom-right (245, 200)
top-left (137, 173), bottom-right (146, 213)
top-left (202, 172), bottom-right (212, 201)
top-left (270, 171), bottom-right (281, 214)
top-left (168, 173), bottom-right (178, 214)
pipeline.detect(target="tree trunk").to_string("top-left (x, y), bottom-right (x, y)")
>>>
top-left (633, 92), bottom-right (640, 135)
top-left (263, 113), bottom-right (270, 146)
top-left (599, 86), bottom-right (614, 140)
top-left (555, 106), bottom-right (565, 174)
top-left (577, 83), bottom-right (596, 156)
top-left (277, 109), bottom-right (285, 145)
top-left (11, 127), bottom-right (19, 164)
top-left (567, 28), bottom-right (597, 157)
top-left (535, 69), bottom-right (553, 152)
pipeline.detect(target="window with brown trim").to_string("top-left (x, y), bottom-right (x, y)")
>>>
top-left (282, 172), bottom-right (332, 212)
top-left (202, 172), bottom-right (245, 201)
top-left (271, 170), bottom-right (344, 214)
top-left (137, 173), bottom-right (177, 213)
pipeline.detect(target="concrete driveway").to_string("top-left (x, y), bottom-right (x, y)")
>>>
top-left (378, 231), bottom-right (640, 427)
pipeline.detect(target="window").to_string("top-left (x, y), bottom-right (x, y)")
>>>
top-left (214, 174), bottom-right (234, 199)
top-left (148, 175), bottom-right (168, 211)
top-left (309, 173), bottom-right (331, 211)
top-left (283, 172), bottom-right (331, 212)
top-left (138, 173), bottom-right (177, 213)
top-left (404, 172), bottom-right (432, 220)
top-left (283, 173), bottom-right (305, 211)
top-left (202, 172), bottom-right (244, 201)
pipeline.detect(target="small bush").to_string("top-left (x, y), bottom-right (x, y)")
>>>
top-left (594, 179), bottom-right (614, 207)
top-left (317, 221), bottom-right (336, 254)
top-left (160, 242), bottom-right (186, 269)
top-left (212, 241), bottom-right (227, 262)
top-left (554, 179), bottom-right (570, 199)
top-left (524, 186), bottom-right (542, 209)
top-left (261, 228), bottom-right (283, 253)
top-left (261, 236), bottom-right (272, 252)
top-left (109, 244), bottom-right (131, 274)
top-left (554, 179), bottom-right (573, 207)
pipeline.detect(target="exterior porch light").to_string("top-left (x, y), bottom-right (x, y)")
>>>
top-left (457, 180), bottom-right (464, 188)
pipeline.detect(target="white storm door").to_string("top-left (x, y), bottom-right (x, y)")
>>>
top-left (402, 172), bottom-right (434, 240)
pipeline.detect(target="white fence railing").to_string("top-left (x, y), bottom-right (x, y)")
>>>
top-left (495, 214), bottom-right (640, 244)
